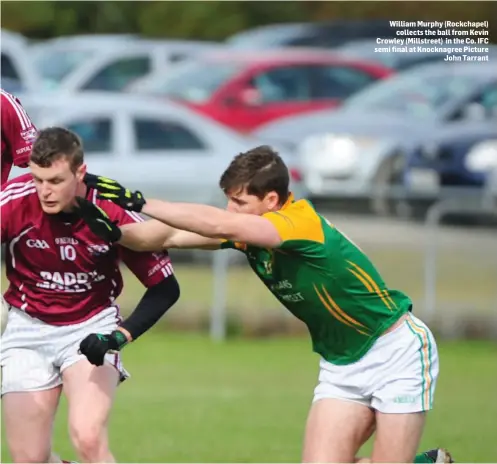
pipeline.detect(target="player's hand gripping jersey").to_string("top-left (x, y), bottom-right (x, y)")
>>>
top-left (0, 174), bottom-right (174, 325)
top-left (222, 195), bottom-right (412, 365)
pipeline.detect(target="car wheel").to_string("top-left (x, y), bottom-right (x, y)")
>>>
top-left (370, 153), bottom-right (405, 217)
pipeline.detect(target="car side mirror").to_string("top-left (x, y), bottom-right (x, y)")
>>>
top-left (223, 95), bottom-right (240, 107)
top-left (239, 87), bottom-right (263, 106)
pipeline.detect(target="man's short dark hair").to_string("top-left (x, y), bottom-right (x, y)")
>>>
top-left (219, 145), bottom-right (290, 204)
top-left (30, 127), bottom-right (84, 172)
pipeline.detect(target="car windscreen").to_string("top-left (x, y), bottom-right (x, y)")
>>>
top-left (344, 68), bottom-right (486, 118)
top-left (34, 49), bottom-right (95, 87)
top-left (146, 61), bottom-right (243, 103)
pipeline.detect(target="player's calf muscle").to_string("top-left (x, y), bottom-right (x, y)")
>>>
top-left (372, 412), bottom-right (425, 463)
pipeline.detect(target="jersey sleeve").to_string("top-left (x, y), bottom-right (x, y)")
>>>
top-left (1, 92), bottom-right (37, 167)
top-left (111, 205), bottom-right (174, 287)
top-left (0, 182), bottom-right (16, 243)
top-left (262, 202), bottom-right (326, 256)
top-left (220, 240), bottom-right (247, 252)
top-left (0, 196), bottom-right (11, 243)
top-left (0, 176), bottom-right (35, 244)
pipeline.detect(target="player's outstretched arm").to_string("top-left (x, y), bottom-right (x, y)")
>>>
top-left (141, 198), bottom-right (282, 248)
top-left (119, 220), bottom-right (174, 251)
top-left (84, 174), bottom-right (283, 249)
top-left (75, 197), bottom-right (221, 251)
top-left (120, 220), bottom-right (221, 251)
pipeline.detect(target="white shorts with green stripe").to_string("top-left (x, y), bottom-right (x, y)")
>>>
top-left (313, 314), bottom-right (439, 413)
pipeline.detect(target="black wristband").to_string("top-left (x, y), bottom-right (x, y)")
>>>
top-left (120, 276), bottom-right (180, 340)
top-left (111, 330), bottom-right (129, 349)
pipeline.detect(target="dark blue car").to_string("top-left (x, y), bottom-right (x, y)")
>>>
top-left (405, 123), bottom-right (497, 191)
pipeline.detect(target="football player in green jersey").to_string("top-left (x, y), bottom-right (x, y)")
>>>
top-left (77, 146), bottom-right (453, 464)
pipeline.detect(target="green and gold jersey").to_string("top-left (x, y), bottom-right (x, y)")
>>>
top-left (221, 195), bottom-right (412, 365)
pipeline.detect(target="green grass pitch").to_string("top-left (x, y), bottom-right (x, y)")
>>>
top-left (1, 334), bottom-right (496, 463)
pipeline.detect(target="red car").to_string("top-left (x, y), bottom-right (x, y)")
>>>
top-left (131, 49), bottom-right (394, 133)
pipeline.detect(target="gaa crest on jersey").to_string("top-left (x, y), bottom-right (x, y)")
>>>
top-left (20, 127), bottom-right (37, 143)
top-left (86, 244), bottom-right (110, 256)
top-left (26, 239), bottom-right (50, 249)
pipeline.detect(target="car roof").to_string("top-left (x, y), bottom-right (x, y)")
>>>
top-left (20, 92), bottom-right (201, 113)
top-left (188, 47), bottom-right (389, 66)
top-left (30, 38), bottom-right (222, 57)
top-left (393, 61), bottom-right (497, 79)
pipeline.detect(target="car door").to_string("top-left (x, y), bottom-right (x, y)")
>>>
top-left (57, 114), bottom-right (119, 178)
top-left (310, 64), bottom-right (380, 102)
top-left (126, 113), bottom-right (222, 204)
top-left (245, 64), bottom-right (318, 128)
top-left (214, 64), bottom-right (316, 132)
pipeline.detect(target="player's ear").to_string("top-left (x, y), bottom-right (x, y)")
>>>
top-left (264, 191), bottom-right (280, 211)
top-left (75, 163), bottom-right (87, 183)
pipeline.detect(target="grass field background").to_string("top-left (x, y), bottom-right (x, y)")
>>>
top-left (1, 335), bottom-right (496, 463)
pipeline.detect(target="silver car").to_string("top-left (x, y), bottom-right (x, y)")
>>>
top-left (30, 37), bottom-right (224, 93)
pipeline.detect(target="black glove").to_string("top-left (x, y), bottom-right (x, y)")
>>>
top-left (79, 330), bottom-right (129, 366)
top-left (75, 197), bottom-right (122, 243)
top-left (84, 173), bottom-right (146, 213)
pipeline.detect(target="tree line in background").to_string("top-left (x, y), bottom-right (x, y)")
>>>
top-left (2, 1), bottom-right (496, 42)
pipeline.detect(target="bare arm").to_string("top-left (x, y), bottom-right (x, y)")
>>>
top-left (141, 199), bottom-right (282, 248)
top-left (119, 219), bottom-right (221, 252)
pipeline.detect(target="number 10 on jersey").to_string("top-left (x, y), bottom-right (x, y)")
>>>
top-left (60, 245), bottom-right (77, 261)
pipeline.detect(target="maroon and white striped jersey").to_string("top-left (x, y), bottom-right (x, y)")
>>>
top-left (1, 173), bottom-right (174, 325)
top-left (1, 89), bottom-right (37, 186)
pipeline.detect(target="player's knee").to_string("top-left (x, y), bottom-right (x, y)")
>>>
top-left (69, 423), bottom-right (108, 461)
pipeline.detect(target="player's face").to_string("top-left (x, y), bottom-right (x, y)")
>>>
top-left (30, 158), bottom-right (87, 214)
top-left (225, 187), bottom-right (279, 215)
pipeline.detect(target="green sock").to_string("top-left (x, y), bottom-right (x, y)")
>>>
top-left (414, 452), bottom-right (434, 463)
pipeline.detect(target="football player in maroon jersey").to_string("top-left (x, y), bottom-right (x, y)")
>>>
top-left (1, 88), bottom-right (37, 186)
top-left (1, 127), bottom-right (180, 463)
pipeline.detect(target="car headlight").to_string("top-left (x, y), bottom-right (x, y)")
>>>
top-left (465, 140), bottom-right (497, 173)
top-left (299, 134), bottom-right (376, 177)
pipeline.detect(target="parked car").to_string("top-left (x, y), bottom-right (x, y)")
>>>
top-left (336, 40), bottom-right (497, 71)
top-left (253, 62), bottom-right (497, 213)
top-left (13, 93), bottom-right (305, 203)
top-left (1, 29), bottom-right (42, 93)
top-left (225, 20), bottom-right (396, 49)
top-left (404, 122), bottom-right (497, 194)
top-left (30, 37), bottom-right (223, 93)
top-left (127, 49), bottom-right (393, 133)
top-left (399, 124), bottom-right (497, 218)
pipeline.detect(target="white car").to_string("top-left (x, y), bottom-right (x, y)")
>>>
top-left (1, 29), bottom-right (42, 93)
top-left (30, 37), bottom-right (224, 93)
top-left (13, 93), bottom-right (305, 204)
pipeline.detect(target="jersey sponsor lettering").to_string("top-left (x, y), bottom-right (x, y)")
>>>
top-left (55, 237), bottom-right (79, 245)
top-left (37, 270), bottom-right (106, 292)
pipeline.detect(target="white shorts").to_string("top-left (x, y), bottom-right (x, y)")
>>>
top-left (313, 314), bottom-right (439, 413)
top-left (1, 306), bottom-right (129, 395)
